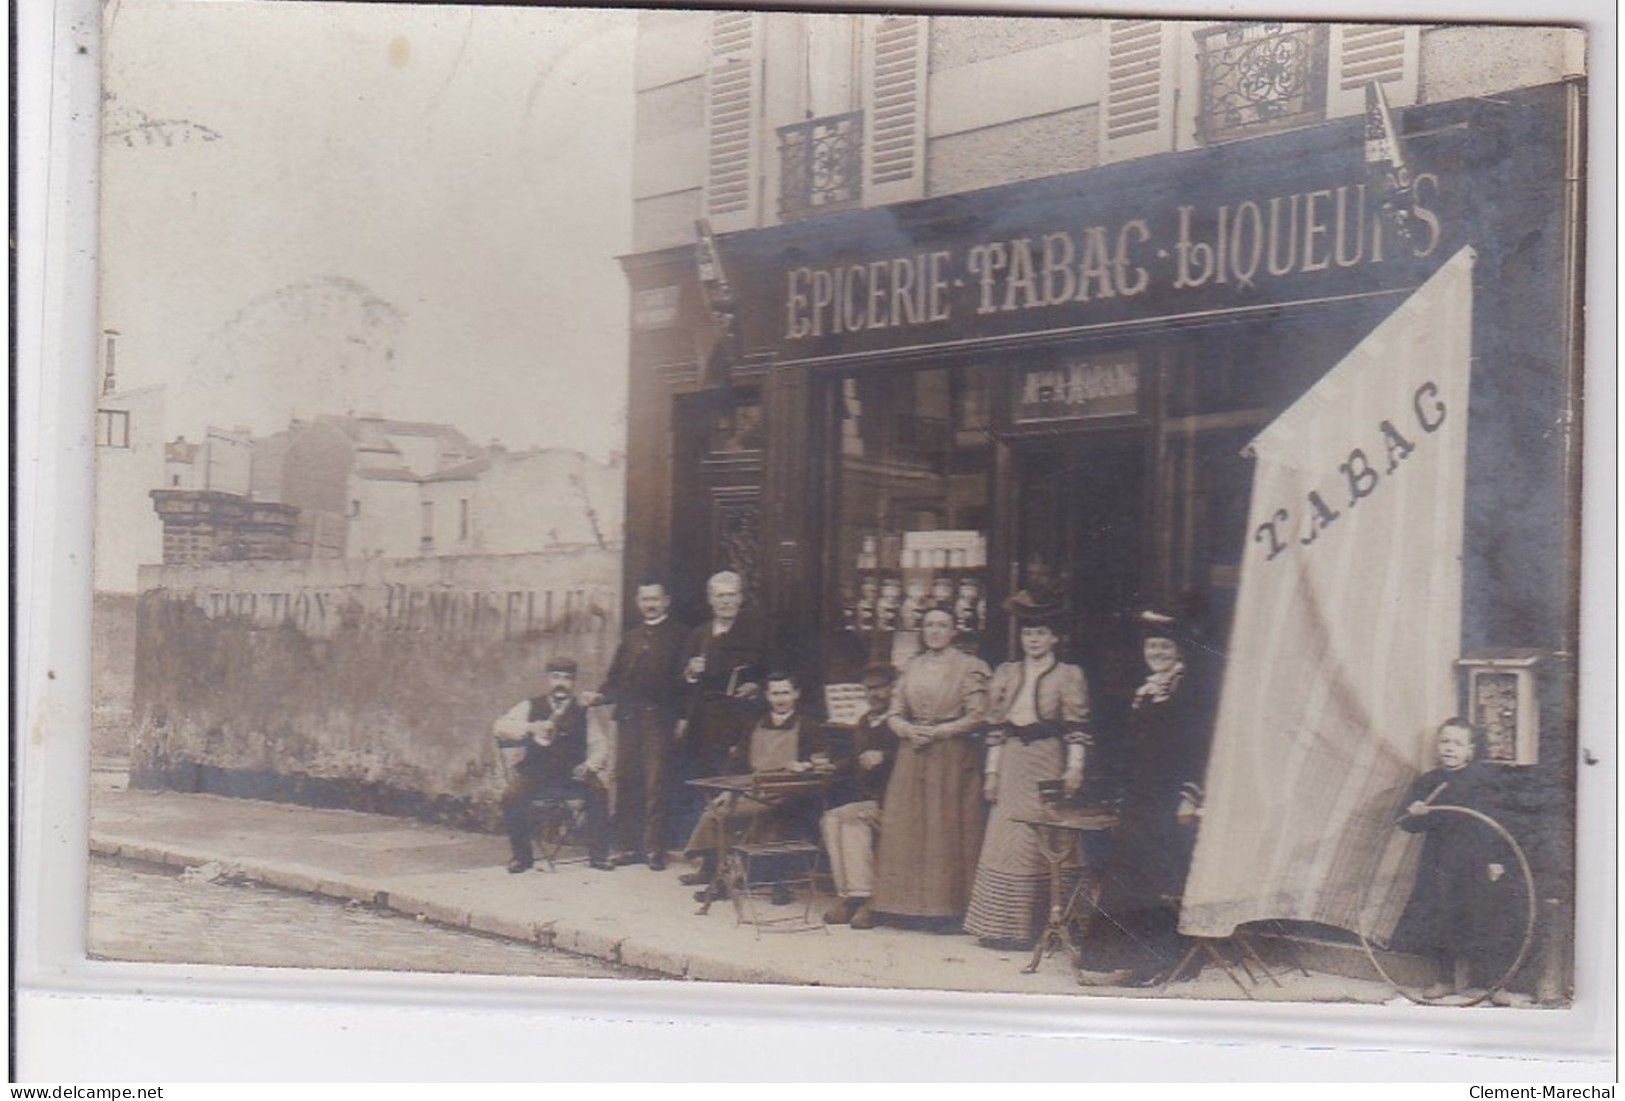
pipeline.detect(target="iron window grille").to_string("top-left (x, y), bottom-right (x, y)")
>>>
top-left (1194, 22), bottom-right (1329, 145)
top-left (777, 111), bottom-right (863, 221)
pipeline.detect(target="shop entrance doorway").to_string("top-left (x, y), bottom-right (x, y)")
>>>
top-left (1012, 434), bottom-right (1149, 734)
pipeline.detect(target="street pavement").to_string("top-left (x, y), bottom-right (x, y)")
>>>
top-left (89, 769), bottom-right (1409, 1001)
top-left (89, 855), bottom-right (647, 979)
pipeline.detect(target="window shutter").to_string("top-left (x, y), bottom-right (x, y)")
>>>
top-left (1325, 24), bottom-right (1419, 118)
top-left (862, 13), bottom-right (927, 205)
top-left (705, 11), bottom-right (764, 231)
top-left (1101, 19), bottom-right (1176, 162)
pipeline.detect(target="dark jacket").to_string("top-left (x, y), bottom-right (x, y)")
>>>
top-left (598, 616), bottom-right (688, 723)
top-left (681, 611), bottom-right (769, 760)
top-left (824, 710), bottom-right (898, 807)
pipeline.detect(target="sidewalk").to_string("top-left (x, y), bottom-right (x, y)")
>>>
top-left (89, 767), bottom-right (1402, 1002)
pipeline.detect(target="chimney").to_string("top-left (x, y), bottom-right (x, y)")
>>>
top-left (102, 330), bottom-right (120, 394)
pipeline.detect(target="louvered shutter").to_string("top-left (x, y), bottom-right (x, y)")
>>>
top-left (1325, 24), bottom-right (1419, 118)
top-left (862, 13), bottom-right (927, 205)
top-left (705, 11), bottom-right (764, 231)
top-left (1101, 19), bottom-right (1176, 162)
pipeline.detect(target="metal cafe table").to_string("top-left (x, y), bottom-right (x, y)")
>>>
top-left (1012, 804), bottom-right (1119, 976)
top-left (685, 769), bottom-right (834, 927)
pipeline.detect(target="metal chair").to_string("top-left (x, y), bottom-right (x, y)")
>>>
top-left (725, 839), bottom-right (823, 934)
top-left (500, 753), bottom-right (587, 871)
top-left (529, 793), bottom-right (589, 871)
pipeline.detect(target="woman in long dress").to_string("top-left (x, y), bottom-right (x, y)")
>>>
top-left (872, 608), bottom-right (991, 929)
top-left (1078, 606), bottom-right (1216, 986)
top-left (963, 601), bottom-right (1092, 948)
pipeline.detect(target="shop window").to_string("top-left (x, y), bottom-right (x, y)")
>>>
top-left (96, 408), bottom-right (130, 448)
top-left (1193, 22), bottom-right (1330, 145)
top-left (832, 366), bottom-right (993, 673)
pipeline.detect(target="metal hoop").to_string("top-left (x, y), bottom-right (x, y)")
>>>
top-left (1357, 804), bottom-right (1537, 1007)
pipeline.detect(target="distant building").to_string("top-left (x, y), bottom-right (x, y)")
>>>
top-left (145, 412), bottom-right (624, 564)
top-left (94, 382), bottom-right (167, 593)
top-left (163, 428), bottom-right (253, 493)
top-left (253, 415), bottom-right (480, 558)
top-left (149, 489), bottom-right (299, 565)
top-left (352, 446), bottom-right (623, 559)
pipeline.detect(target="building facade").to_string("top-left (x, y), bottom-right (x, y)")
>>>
top-left (625, 14), bottom-right (1581, 675)
top-left (621, 13), bottom-right (1584, 988)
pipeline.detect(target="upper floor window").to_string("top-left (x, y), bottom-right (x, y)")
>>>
top-left (777, 111), bottom-right (863, 221)
top-left (704, 11), bottom-right (926, 231)
top-left (1194, 22), bottom-right (1329, 145)
top-left (96, 409), bottom-right (130, 448)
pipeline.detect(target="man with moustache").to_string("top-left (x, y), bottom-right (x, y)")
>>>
top-left (493, 657), bottom-right (612, 873)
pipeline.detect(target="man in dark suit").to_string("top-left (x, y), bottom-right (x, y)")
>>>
top-left (493, 657), bottom-right (612, 873)
top-left (585, 579), bottom-right (687, 870)
top-left (673, 570), bottom-right (767, 878)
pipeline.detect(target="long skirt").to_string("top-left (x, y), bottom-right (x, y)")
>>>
top-left (964, 737), bottom-right (1078, 943)
top-left (873, 737), bottom-right (985, 919)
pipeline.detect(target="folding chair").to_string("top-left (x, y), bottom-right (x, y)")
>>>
top-left (726, 840), bottom-right (823, 934)
top-left (529, 792), bottom-right (589, 871)
top-left (721, 771), bottom-right (830, 934)
top-left (500, 753), bottom-right (587, 871)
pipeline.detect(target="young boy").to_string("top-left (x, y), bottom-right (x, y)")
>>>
top-left (1396, 718), bottom-right (1520, 1000)
top-left (493, 657), bottom-right (612, 873)
top-left (819, 663), bottom-right (898, 929)
top-left (679, 671), bottom-right (823, 901)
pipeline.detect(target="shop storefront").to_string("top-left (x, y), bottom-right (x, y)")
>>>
top-left (621, 82), bottom-right (1580, 745)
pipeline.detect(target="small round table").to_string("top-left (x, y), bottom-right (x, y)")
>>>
top-left (1013, 806), bottom-right (1119, 976)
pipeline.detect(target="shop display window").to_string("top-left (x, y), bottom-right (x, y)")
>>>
top-left (832, 366), bottom-right (993, 671)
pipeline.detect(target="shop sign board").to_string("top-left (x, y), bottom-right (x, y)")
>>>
top-left (709, 90), bottom-right (1578, 364)
top-left (1013, 352), bottom-right (1139, 423)
top-left (632, 285), bottom-right (680, 331)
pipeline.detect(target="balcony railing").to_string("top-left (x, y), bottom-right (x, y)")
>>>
top-left (777, 111), bottom-right (863, 222)
top-left (1194, 22), bottom-right (1328, 145)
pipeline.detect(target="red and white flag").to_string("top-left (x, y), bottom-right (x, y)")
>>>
top-left (1181, 247), bottom-right (1476, 941)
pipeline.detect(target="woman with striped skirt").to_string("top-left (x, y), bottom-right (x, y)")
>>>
top-left (964, 598), bottom-right (1091, 949)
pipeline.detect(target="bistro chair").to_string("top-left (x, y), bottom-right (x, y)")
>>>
top-left (499, 754), bottom-right (588, 872)
top-left (725, 839), bottom-right (823, 934)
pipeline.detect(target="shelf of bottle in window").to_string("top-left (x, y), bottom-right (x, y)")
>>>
top-left (842, 533), bottom-right (989, 667)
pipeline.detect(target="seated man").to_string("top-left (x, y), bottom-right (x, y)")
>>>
top-left (819, 663), bottom-right (898, 930)
top-left (679, 671), bottom-right (825, 902)
top-left (493, 657), bottom-right (612, 873)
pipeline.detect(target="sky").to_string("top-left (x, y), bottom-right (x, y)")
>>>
top-left (100, 1), bottom-right (637, 461)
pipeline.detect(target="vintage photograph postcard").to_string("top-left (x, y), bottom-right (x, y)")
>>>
top-left (89, 1), bottom-right (1593, 1015)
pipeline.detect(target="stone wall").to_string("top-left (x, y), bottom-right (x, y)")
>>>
top-left (131, 550), bottom-right (621, 831)
top-left (92, 591), bottom-right (140, 759)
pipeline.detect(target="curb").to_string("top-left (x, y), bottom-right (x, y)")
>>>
top-left (91, 832), bottom-right (692, 979)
